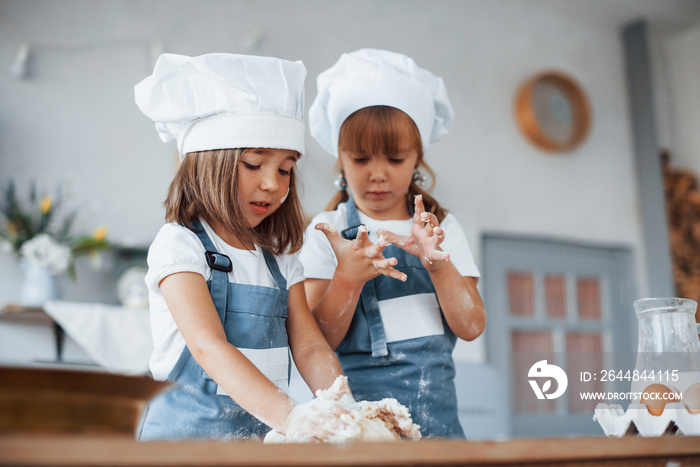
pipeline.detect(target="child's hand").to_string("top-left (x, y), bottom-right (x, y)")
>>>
top-left (283, 399), bottom-right (351, 442)
top-left (378, 194), bottom-right (450, 272)
top-left (315, 223), bottom-right (407, 287)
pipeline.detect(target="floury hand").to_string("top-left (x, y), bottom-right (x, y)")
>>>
top-left (315, 222), bottom-right (407, 284)
top-left (378, 195), bottom-right (450, 272)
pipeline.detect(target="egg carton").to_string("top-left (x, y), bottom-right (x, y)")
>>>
top-left (594, 402), bottom-right (700, 437)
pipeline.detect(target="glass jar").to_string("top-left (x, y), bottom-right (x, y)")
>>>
top-left (633, 297), bottom-right (700, 393)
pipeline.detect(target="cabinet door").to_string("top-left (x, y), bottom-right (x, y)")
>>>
top-left (483, 235), bottom-right (635, 437)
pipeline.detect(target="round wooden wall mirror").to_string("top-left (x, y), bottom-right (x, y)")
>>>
top-left (515, 71), bottom-right (591, 152)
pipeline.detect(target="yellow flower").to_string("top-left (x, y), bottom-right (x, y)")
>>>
top-left (40, 196), bottom-right (52, 214)
top-left (6, 221), bottom-right (17, 235)
top-left (93, 226), bottom-right (108, 241)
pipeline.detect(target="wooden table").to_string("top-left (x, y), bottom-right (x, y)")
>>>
top-left (1, 434), bottom-right (699, 466)
top-left (0, 305), bottom-right (54, 325)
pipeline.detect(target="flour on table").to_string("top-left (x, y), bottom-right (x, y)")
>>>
top-left (264, 375), bottom-right (421, 443)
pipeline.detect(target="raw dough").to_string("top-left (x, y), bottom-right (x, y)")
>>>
top-left (264, 375), bottom-right (421, 443)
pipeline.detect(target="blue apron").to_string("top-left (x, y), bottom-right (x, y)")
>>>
top-left (337, 197), bottom-right (464, 438)
top-left (139, 220), bottom-right (290, 441)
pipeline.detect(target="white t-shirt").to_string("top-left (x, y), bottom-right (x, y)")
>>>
top-left (145, 219), bottom-right (304, 381)
top-left (299, 203), bottom-right (480, 280)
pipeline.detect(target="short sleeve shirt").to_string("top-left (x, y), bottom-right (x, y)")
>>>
top-left (145, 219), bottom-right (304, 380)
top-left (299, 203), bottom-right (480, 280)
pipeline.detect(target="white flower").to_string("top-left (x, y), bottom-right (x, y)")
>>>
top-left (19, 234), bottom-right (71, 274)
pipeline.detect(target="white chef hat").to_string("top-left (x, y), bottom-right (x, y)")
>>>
top-left (134, 53), bottom-right (306, 161)
top-left (308, 48), bottom-right (454, 158)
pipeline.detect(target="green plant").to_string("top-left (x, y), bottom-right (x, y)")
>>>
top-left (0, 179), bottom-right (111, 278)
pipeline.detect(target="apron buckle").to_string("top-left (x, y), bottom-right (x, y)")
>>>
top-left (205, 251), bottom-right (233, 272)
top-left (341, 224), bottom-right (364, 240)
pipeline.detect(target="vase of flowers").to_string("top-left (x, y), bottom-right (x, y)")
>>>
top-left (0, 179), bottom-right (111, 307)
top-left (19, 257), bottom-right (62, 307)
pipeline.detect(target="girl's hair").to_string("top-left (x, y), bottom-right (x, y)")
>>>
top-left (325, 105), bottom-right (447, 222)
top-left (165, 148), bottom-right (305, 255)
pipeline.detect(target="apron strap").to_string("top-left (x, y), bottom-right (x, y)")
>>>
top-left (341, 195), bottom-right (415, 240)
top-left (262, 249), bottom-right (287, 290)
top-left (343, 197), bottom-right (388, 357)
top-left (361, 280), bottom-right (389, 358)
top-left (341, 195), bottom-right (364, 240)
top-left (190, 219), bottom-right (230, 325)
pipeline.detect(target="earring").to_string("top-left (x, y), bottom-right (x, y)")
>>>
top-left (280, 187), bottom-right (290, 203)
top-left (334, 173), bottom-right (347, 191)
top-left (412, 169), bottom-right (427, 187)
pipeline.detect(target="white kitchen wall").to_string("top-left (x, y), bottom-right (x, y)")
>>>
top-left (656, 22), bottom-right (700, 175)
top-left (1, 0), bottom-right (700, 364)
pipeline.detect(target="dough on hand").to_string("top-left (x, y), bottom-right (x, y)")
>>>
top-left (264, 375), bottom-right (421, 443)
